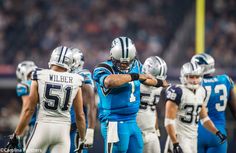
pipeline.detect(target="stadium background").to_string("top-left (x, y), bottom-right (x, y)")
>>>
top-left (0, 0), bottom-right (235, 152)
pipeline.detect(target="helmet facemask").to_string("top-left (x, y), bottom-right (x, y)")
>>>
top-left (180, 62), bottom-right (203, 90)
top-left (111, 57), bottom-right (135, 73)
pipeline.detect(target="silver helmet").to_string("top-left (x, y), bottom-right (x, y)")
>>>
top-left (110, 36), bottom-right (136, 73)
top-left (70, 47), bottom-right (84, 71)
top-left (48, 46), bottom-right (73, 70)
top-left (16, 61), bottom-right (37, 82)
top-left (142, 56), bottom-right (167, 80)
top-left (191, 53), bottom-right (215, 75)
top-left (180, 62), bottom-right (203, 90)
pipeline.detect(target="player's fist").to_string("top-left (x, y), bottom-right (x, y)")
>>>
top-left (6, 133), bottom-right (20, 150)
top-left (173, 143), bottom-right (183, 153)
top-left (216, 131), bottom-right (227, 144)
top-left (84, 128), bottom-right (94, 148)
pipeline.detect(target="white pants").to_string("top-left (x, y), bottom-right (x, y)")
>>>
top-left (142, 131), bottom-right (161, 153)
top-left (25, 122), bottom-right (70, 153)
top-left (164, 135), bottom-right (197, 153)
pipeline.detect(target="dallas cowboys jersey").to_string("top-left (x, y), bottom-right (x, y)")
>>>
top-left (16, 80), bottom-right (37, 126)
top-left (166, 84), bottom-right (207, 138)
top-left (93, 59), bottom-right (142, 122)
top-left (70, 68), bottom-right (94, 124)
top-left (137, 84), bottom-right (163, 131)
top-left (32, 69), bottom-right (83, 123)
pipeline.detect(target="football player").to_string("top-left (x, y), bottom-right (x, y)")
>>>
top-left (191, 53), bottom-right (236, 153)
top-left (93, 36), bottom-right (168, 153)
top-left (136, 56), bottom-right (168, 153)
top-left (164, 62), bottom-right (226, 153)
top-left (70, 48), bottom-right (97, 153)
top-left (6, 46), bottom-right (86, 153)
top-left (15, 61), bottom-right (37, 151)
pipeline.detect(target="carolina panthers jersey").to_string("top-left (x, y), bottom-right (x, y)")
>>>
top-left (16, 80), bottom-right (37, 126)
top-left (137, 84), bottom-right (163, 131)
top-left (166, 84), bottom-right (207, 138)
top-left (201, 74), bottom-right (234, 126)
top-left (70, 68), bottom-right (94, 124)
top-left (32, 69), bottom-right (83, 124)
top-left (93, 59), bottom-right (142, 122)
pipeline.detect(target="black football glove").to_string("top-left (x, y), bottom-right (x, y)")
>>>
top-left (6, 133), bottom-right (20, 150)
top-left (173, 143), bottom-right (183, 153)
top-left (216, 131), bottom-right (227, 144)
top-left (74, 138), bottom-right (86, 153)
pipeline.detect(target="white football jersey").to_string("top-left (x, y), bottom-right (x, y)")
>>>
top-left (32, 69), bottom-right (83, 124)
top-left (137, 84), bottom-right (163, 131)
top-left (166, 84), bottom-right (207, 138)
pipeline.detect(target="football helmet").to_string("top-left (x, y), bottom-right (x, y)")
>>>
top-left (16, 61), bottom-right (37, 82)
top-left (48, 46), bottom-right (73, 70)
top-left (142, 56), bottom-right (167, 80)
top-left (180, 62), bottom-right (203, 90)
top-left (191, 53), bottom-right (215, 75)
top-left (70, 47), bottom-right (84, 71)
top-left (110, 36), bottom-right (136, 73)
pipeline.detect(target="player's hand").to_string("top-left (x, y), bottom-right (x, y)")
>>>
top-left (84, 128), bottom-right (94, 148)
top-left (162, 80), bottom-right (170, 88)
top-left (216, 131), bottom-right (227, 144)
top-left (156, 129), bottom-right (161, 137)
top-left (173, 143), bottom-right (183, 153)
top-left (6, 133), bottom-right (20, 150)
top-left (74, 138), bottom-right (86, 153)
top-left (139, 74), bottom-right (152, 82)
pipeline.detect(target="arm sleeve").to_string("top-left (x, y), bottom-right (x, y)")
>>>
top-left (93, 63), bottom-right (113, 87)
top-left (16, 83), bottom-right (29, 97)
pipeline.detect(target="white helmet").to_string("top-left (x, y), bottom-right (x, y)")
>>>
top-left (110, 36), bottom-right (136, 73)
top-left (70, 47), bottom-right (84, 71)
top-left (48, 46), bottom-right (73, 70)
top-left (191, 53), bottom-right (215, 75)
top-left (142, 56), bottom-right (167, 80)
top-left (16, 61), bottom-right (37, 82)
top-left (180, 62), bottom-right (203, 90)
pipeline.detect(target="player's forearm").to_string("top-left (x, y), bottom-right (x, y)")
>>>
top-left (88, 108), bottom-right (97, 129)
top-left (165, 125), bottom-right (178, 143)
top-left (104, 74), bottom-right (133, 88)
top-left (76, 114), bottom-right (86, 140)
top-left (15, 108), bottom-right (35, 136)
top-left (203, 119), bottom-right (218, 134)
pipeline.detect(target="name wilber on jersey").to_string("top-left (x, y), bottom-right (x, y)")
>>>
top-left (49, 74), bottom-right (73, 83)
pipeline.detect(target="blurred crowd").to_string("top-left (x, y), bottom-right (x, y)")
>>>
top-left (184, 0), bottom-right (236, 69)
top-left (0, 0), bottom-right (192, 70)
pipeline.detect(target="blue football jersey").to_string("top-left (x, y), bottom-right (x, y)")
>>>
top-left (93, 59), bottom-right (143, 122)
top-left (70, 68), bottom-right (94, 124)
top-left (201, 74), bottom-right (234, 126)
top-left (16, 80), bottom-right (37, 126)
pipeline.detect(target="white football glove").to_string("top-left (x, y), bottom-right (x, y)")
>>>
top-left (84, 128), bottom-right (94, 148)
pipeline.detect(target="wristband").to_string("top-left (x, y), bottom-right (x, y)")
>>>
top-left (155, 79), bottom-right (163, 87)
top-left (130, 73), bottom-right (139, 81)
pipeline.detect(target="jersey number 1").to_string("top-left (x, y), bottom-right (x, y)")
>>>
top-left (44, 83), bottom-right (72, 111)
